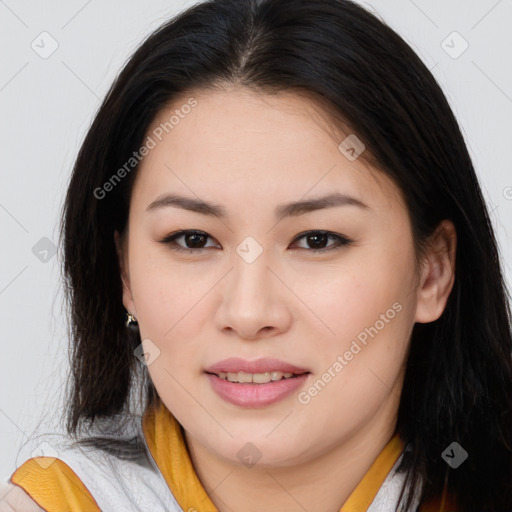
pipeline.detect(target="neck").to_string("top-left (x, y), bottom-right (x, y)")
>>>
top-left (183, 397), bottom-right (400, 512)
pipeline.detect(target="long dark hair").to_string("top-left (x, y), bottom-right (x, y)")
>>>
top-left (58, 0), bottom-right (512, 509)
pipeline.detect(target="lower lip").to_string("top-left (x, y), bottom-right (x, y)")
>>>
top-left (206, 373), bottom-right (310, 408)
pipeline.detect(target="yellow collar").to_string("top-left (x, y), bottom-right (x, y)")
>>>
top-left (142, 400), bottom-right (405, 512)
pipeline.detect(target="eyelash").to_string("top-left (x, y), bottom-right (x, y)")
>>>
top-left (159, 230), bottom-right (353, 254)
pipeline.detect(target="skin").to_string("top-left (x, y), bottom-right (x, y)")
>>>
top-left (0, 483), bottom-right (45, 512)
top-left (115, 85), bottom-right (456, 512)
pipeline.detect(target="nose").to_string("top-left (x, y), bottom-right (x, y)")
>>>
top-left (214, 250), bottom-right (293, 341)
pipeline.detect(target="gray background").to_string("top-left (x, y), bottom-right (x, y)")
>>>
top-left (1, 0), bottom-right (511, 480)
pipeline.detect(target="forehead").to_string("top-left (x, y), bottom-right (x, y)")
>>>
top-left (131, 86), bottom-right (405, 216)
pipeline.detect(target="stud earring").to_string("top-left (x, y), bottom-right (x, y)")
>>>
top-left (126, 311), bottom-right (138, 329)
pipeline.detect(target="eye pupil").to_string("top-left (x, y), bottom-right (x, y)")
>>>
top-left (308, 233), bottom-right (328, 249)
top-left (186, 232), bottom-right (207, 248)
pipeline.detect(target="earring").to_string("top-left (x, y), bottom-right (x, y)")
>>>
top-left (126, 311), bottom-right (139, 329)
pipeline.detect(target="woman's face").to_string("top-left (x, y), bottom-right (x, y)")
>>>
top-left (116, 86), bottom-right (438, 467)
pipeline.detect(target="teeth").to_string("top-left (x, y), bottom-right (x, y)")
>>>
top-left (238, 371), bottom-right (253, 383)
top-left (217, 371), bottom-right (296, 383)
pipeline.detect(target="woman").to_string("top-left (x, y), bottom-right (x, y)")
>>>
top-left (4, 0), bottom-right (512, 510)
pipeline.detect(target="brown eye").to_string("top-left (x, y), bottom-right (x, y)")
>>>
top-left (160, 229), bottom-right (352, 254)
top-left (290, 231), bottom-right (352, 253)
top-left (160, 230), bottom-right (219, 252)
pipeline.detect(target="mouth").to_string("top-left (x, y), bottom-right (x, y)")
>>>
top-left (204, 357), bottom-right (311, 407)
top-left (205, 370), bottom-right (310, 384)
top-left (205, 369), bottom-right (311, 408)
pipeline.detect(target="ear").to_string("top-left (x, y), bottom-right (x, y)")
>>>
top-left (114, 230), bottom-right (137, 317)
top-left (414, 219), bottom-right (457, 323)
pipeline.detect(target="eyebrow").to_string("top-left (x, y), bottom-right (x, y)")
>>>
top-left (146, 192), bottom-right (370, 220)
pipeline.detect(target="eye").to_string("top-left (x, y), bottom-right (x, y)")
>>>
top-left (160, 230), bottom-right (219, 252)
top-left (159, 230), bottom-right (352, 253)
top-left (290, 230), bottom-right (352, 253)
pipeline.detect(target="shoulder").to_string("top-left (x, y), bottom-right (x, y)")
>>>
top-left (11, 427), bottom-right (183, 512)
top-left (368, 443), bottom-right (458, 512)
top-left (10, 456), bottom-right (100, 512)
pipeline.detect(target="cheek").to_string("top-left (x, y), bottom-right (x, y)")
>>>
top-left (130, 259), bottom-right (212, 375)
top-left (299, 273), bottom-right (411, 427)
top-left (303, 241), bottom-right (416, 384)
top-left (309, 261), bottom-right (409, 343)
top-left (128, 241), bottom-right (197, 329)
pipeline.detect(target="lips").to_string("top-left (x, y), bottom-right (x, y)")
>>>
top-left (205, 357), bottom-right (309, 376)
top-left (206, 368), bottom-right (310, 408)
